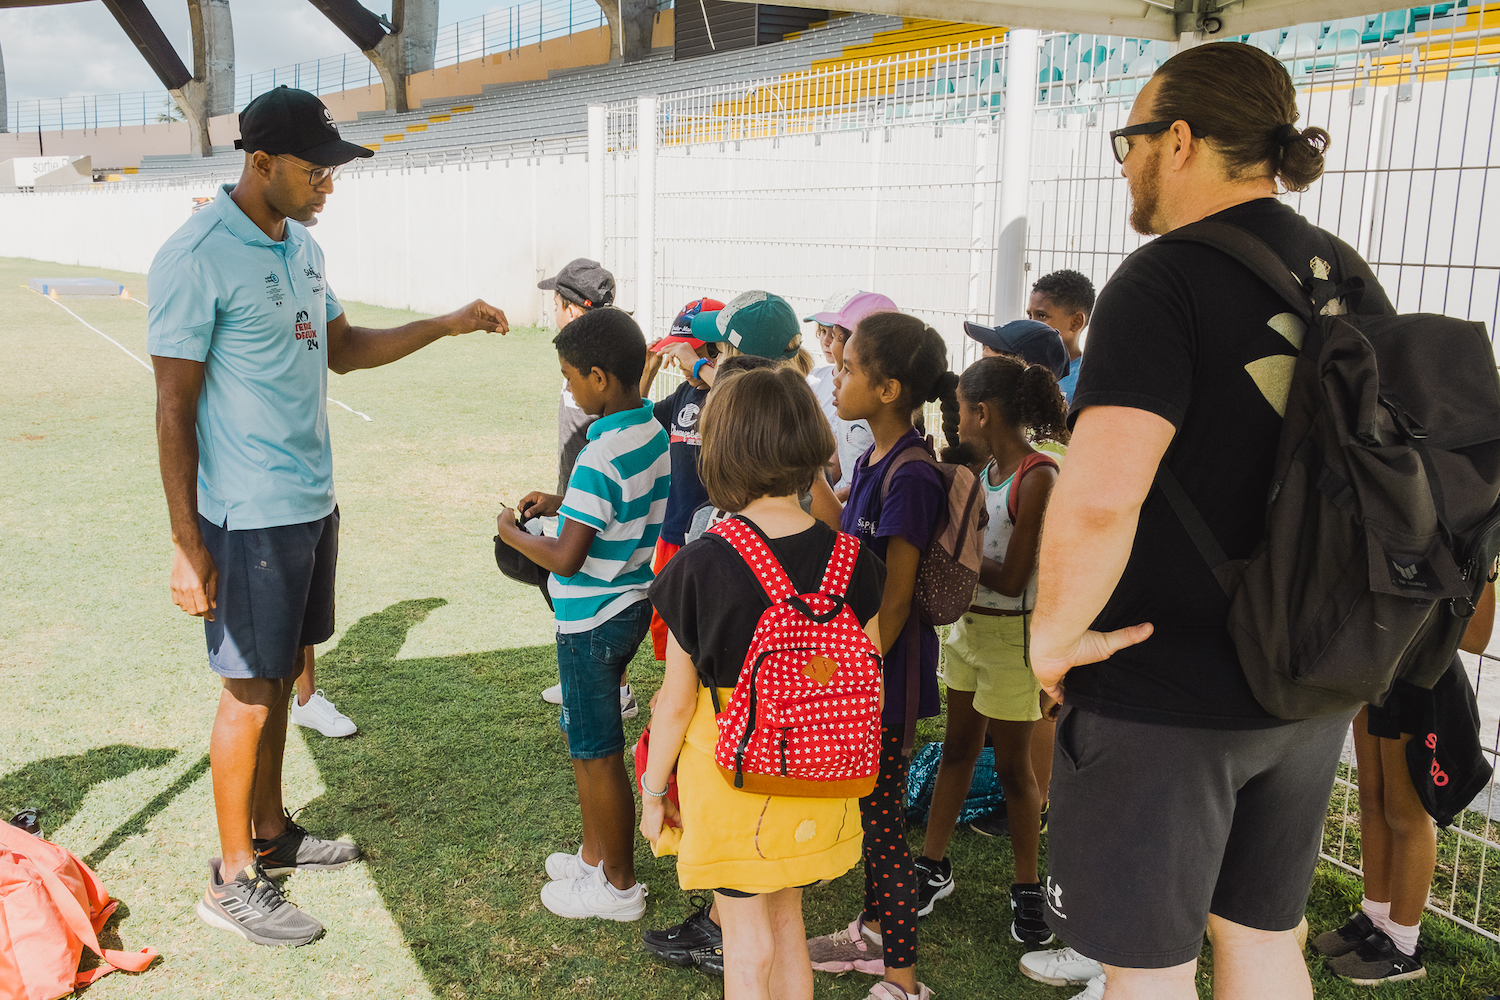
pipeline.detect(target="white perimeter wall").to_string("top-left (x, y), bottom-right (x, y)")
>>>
top-left (0, 154), bottom-right (590, 328)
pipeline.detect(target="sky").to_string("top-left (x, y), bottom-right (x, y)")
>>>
top-left (0, 0), bottom-right (506, 107)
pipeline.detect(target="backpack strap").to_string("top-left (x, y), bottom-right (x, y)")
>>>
top-left (1006, 452), bottom-right (1061, 524)
top-left (707, 516), bottom-right (797, 603)
top-left (878, 442), bottom-right (937, 510)
top-left (817, 532), bottom-right (863, 599)
top-left (1156, 466), bottom-right (1230, 594)
top-left (1158, 219), bottom-right (1318, 321)
top-left (21, 846), bottom-right (157, 983)
top-left (875, 442), bottom-right (936, 758)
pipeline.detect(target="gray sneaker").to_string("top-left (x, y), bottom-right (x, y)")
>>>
top-left (196, 859), bottom-right (323, 947)
top-left (807, 916), bottom-right (885, 975)
top-left (253, 814), bottom-right (362, 877)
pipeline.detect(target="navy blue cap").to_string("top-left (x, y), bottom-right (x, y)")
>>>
top-left (963, 319), bottom-right (1069, 378)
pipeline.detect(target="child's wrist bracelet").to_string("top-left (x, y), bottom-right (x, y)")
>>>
top-left (691, 358), bottom-right (712, 380)
top-left (640, 778), bottom-right (669, 799)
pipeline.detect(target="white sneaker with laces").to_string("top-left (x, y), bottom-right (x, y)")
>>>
top-left (289, 690), bottom-right (357, 737)
top-left (1071, 975), bottom-right (1105, 1000)
top-left (545, 849), bottom-right (593, 882)
top-left (542, 683), bottom-right (564, 705)
top-left (1020, 947), bottom-right (1105, 987)
top-left (540, 865), bottom-right (646, 921)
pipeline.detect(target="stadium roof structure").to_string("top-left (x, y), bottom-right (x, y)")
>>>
top-left (830, 0), bottom-right (1378, 40)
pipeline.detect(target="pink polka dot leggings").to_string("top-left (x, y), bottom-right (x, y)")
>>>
top-left (860, 725), bottom-right (918, 969)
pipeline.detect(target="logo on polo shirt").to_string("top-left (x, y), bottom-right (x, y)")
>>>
top-left (295, 308), bottom-right (319, 351)
top-left (304, 264), bottom-right (322, 281)
top-left (264, 272), bottom-right (283, 306)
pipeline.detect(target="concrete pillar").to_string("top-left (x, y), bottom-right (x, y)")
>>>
top-left (995, 28), bottom-right (1038, 324)
top-left (305, 0), bottom-right (436, 114)
top-left (588, 103), bottom-right (606, 263)
top-left (596, 0), bottom-right (660, 62)
top-left (0, 39), bottom-right (7, 134)
top-left (169, 0), bottom-right (235, 156)
top-left (398, 0), bottom-right (439, 74)
top-left (636, 95), bottom-right (656, 340)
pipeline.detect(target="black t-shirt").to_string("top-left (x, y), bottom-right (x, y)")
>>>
top-left (649, 518), bottom-right (887, 689)
top-left (1065, 198), bottom-right (1391, 728)
top-left (654, 383), bottom-right (711, 546)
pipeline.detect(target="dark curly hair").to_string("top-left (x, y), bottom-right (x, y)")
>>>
top-left (553, 308), bottom-right (646, 386)
top-left (1031, 269), bottom-right (1096, 319)
top-left (958, 354), bottom-right (1069, 444)
top-left (850, 311), bottom-right (960, 452)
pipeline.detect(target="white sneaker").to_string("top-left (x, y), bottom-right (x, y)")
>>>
top-left (621, 684), bottom-right (639, 719)
top-left (289, 690), bottom-right (356, 737)
top-left (542, 683), bottom-right (563, 705)
top-left (1071, 975), bottom-right (1105, 1000)
top-left (545, 849), bottom-right (593, 882)
top-left (540, 865), bottom-right (647, 921)
top-left (1020, 946), bottom-right (1105, 987)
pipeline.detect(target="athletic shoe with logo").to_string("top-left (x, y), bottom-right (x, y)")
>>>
top-left (1327, 929), bottom-right (1426, 984)
top-left (642, 894), bottom-right (724, 976)
top-left (289, 689), bottom-right (357, 737)
top-left (807, 916), bottom-right (885, 975)
top-left (253, 814), bottom-right (362, 877)
top-left (1070, 974), bottom-right (1105, 1000)
top-left (1311, 910), bottom-right (1378, 957)
top-left (1010, 883), bottom-right (1055, 946)
top-left (867, 981), bottom-right (934, 999)
top-left (195, 858), bottom-right (323, 947)
top-left (914, 856), bottom-right (954, 917)
top-left (545, 849), bottom-right (594, 882)
top-left (540, 865), bottom-right (647, 921)
top-left (1020, 946), bottom-right (1105, 986)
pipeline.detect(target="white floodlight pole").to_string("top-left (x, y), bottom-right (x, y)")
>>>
top-left (587, 103), bottom-right (606, 263)
top-left (995, 29), bottom-right (1039, 324)
top-left (636, 95), bottom-right (657, 339)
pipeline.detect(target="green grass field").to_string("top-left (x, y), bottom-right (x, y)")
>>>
top-left (2, 254), bottom-right (1497, 999)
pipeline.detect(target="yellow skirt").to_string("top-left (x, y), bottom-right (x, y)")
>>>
top-left (653, 686), bottom-right (864, 894)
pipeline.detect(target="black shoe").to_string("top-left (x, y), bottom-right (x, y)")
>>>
top-left (968, 804), bottom-right (1008, 837)
top-left (253, 812), bottom-right (362, 877)
top-left (1327, 928), bottom-right (1425, 984)
top-left (643, 895), bottom-right (724, 976)
top-left (1010, 882), bottom-right (1055, 946)
top-left (1310, 910), bottom-right (1377, 958)
top-left (914, 856), bottom-right (954, 917)
top-left (196, 858), bottom-right (324, 947)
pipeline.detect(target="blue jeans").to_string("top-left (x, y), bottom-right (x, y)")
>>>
top-left (556, 599), bottom-right (651, 760)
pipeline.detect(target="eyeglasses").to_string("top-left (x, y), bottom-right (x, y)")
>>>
top-left (276, 156), bottom-right (342, 187)
top-left (1109, 120), bottom-right (1188, 164)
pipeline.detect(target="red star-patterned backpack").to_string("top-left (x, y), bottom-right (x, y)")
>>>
top-left (706, 517), bottom-right (884, 798)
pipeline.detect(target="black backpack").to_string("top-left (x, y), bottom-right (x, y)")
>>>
top-left (1154, 220), bottom-right (1500, 719)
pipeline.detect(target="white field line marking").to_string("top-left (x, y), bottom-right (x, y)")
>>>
top-left (33, 286), bottom-right (372, 420)
top-left (29, 287), bottom-right (153, 373)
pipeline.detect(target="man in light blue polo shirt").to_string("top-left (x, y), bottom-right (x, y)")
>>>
top-left (149, 86), bottom-right (507, 948)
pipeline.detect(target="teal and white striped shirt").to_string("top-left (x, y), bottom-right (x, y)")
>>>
top-left (551, 400), bottom-right (671, 633)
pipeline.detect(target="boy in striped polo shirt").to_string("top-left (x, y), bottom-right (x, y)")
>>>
top-left (497, 307), bottom-right (670, 921)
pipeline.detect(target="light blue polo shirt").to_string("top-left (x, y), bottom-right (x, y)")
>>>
top-left (147, 185), bottom-right (343, 529)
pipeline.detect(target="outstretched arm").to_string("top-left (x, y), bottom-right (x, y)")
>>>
top-left (1030, 406), bottom-right (1172, 701)
top-left (325, 300), bottom-right (508, 374)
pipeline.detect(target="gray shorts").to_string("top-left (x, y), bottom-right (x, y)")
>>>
top-left (199, 508), bottom-right (338, 680)
top-left (1043, 704), bottom-right (1352, 968)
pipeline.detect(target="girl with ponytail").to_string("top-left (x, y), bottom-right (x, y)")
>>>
top-left (915, 354), bottom-right (1069, 945)
top-left (803, 311), bottom-right (958, 1000)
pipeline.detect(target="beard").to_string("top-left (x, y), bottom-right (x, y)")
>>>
top-left (1127, 143), bottom-right (1165, 236)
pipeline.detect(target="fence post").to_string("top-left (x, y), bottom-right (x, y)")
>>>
top-left (994, 28), bottom-right (1038, 324)
top-left (588, 103), bottom-right (606, 262)
top-left (636, 95), bottom-right (657, 340)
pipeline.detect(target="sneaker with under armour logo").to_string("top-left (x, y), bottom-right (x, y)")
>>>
top-left (253, 812), bottom-right (362, 877)
top-left (196, 858), bottom-right (324, 947)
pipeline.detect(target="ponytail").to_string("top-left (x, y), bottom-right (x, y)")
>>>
top-left (852, 311), bottom-right (962, 453)
top-left (956, 354), bottom-right (1070, 444)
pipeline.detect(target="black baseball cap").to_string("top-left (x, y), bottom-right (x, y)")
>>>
top-left (963, 319), bottom-right (1070, 378)
top-left (538, 258), bottom-right (615, 309)
top-left (234, 86), bottom-right (374, 166)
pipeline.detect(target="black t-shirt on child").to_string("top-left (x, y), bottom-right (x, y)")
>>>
top-left (649, 518), bottom-right (887, 690)
top-left (1065, 198), bottom-right (1391, 729)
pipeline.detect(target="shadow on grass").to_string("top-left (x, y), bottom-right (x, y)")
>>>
top-left (0, 744), bottom-right (180, 841)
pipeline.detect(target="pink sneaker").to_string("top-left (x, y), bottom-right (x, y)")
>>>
top-left (807, 916), bottom-right (885, 975)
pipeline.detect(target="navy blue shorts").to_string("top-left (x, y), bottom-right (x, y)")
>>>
top-left (200, 508), bottom-right (339, 680)
top-left (556, 599), bottom-right (651, 760)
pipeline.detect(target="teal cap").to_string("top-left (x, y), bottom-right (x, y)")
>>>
top-left (693, 291), bottom-right (801, 359)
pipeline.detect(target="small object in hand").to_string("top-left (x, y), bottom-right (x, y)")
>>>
top-left (9, 808), bottom-right (42, 838)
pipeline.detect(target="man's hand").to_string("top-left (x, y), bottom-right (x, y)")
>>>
top-left (442, 300), bottom-right (509, 336)
top-left (1030, 623), bottom-right (1155, 704)
top-left (516, 491), bottom-right (564, 521)
top-left (171, 540), bottom-right (219, 621)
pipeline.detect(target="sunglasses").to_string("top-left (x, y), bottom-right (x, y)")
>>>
top-left (276, 155), bottom-right (343, 187)
top-left (1109, 120), bottom-right (1193, 164)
